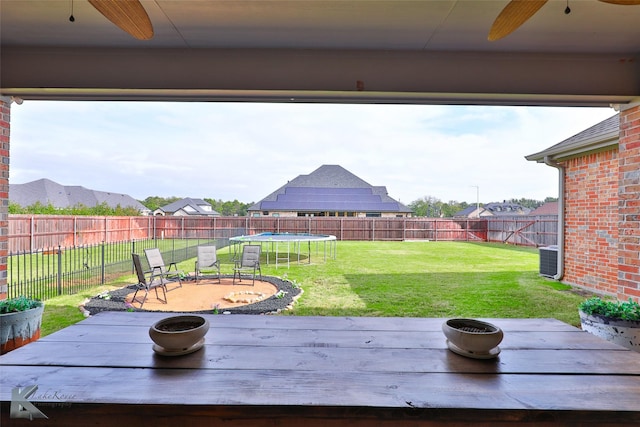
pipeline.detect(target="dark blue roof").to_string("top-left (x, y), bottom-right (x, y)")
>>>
top-left (249, 165), bottom-right (411, 213)
top-left (260, 186), bottom-right (403, 211)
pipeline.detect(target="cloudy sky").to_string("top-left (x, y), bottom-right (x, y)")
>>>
top-left (9, 101), bottom-right (615, 206)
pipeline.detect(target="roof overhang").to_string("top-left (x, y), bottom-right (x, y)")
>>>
top-left (526, 121), bottom-right (621, 163)
top-left (2, 48), bottom-right (639, 107)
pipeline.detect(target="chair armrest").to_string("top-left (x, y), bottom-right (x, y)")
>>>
top-left (149, 266), bottom-right (171, 280)
top-left (148, 266), bottom-right (162, 277)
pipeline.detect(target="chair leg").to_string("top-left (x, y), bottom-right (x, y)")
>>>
top-left (154, 285), bottom-right (168, 304)
top-left (131, 288), bottom-right (140, 304)
top-left (132, 290), bottom-right (148, 308)
top-left (165, 276), bottom-right (182, 292)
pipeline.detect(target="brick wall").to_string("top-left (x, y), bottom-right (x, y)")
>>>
top-left (563, 149), bottom-right (620, 296)
top-left (618, 104), bottom-right (640, 302)
top-left (0, 97), bottom-right (10, 299)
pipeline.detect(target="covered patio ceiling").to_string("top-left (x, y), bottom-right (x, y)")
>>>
top-left (1, 0), bottom-right (639, 106)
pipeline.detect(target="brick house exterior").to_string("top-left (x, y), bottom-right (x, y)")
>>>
top-left (0, 97), bottom-right (10, 298)
top-left (527, 105), bottom-right (640, 302)
top-left (564, 149), bottom-right (619, 295)
top-left (619, 105), bottom-right (640, 301)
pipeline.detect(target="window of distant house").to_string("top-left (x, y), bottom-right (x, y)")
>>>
top-left (273, 213), bottom-right (280, 217)
top-left (252, 213), bottom-right (261, 217)
top-left (366, 212), bottom-right (381, 217)
top-left (262, 211), bottom-right (269, 216)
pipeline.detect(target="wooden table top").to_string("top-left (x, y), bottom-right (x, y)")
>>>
top-left (1, 312), bottom-right (639, 426)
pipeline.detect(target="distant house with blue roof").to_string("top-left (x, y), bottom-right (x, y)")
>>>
top-left (454, 202), bottom-right (530, 218)
top-left (248, 165), bottom-right (412, 218)
top-left (9, 178), bottom-right (149, 214)
top-left (483, 202), bottom-right (531, 216)
top-left (153, 198), bottom-right (220, 217)
top-left (453, 205), bottom-right (488, 218)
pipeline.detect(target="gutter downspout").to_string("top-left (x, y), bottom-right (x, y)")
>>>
top-left (543, 156), bottom-right (564, 280)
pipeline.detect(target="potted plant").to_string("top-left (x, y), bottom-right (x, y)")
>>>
top-left (0, 296), bottom-right (45, 354)
top-left (578, 296), bottom-right (640, 352)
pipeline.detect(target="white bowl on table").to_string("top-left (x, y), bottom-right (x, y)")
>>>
top-left (442, 318), bottom-right (503, 359)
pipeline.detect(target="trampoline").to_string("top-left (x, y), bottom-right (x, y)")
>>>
top-left (229, 232), bottom-right (337, 268)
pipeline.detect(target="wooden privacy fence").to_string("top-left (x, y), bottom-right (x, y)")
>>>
top-left (485, 215), bottom-right (558, 247)
top-left (8, 215), bottom-right (558, 253)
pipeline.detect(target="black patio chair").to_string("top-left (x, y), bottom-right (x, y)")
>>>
top-left (130, 253), bottom-right (177, 308)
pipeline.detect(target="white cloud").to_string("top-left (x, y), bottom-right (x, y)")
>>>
top-left (9, 101), bottom-right (615, 205)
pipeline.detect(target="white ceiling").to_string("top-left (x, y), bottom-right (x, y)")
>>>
top-left (1, 0), bottom-right (639, 106)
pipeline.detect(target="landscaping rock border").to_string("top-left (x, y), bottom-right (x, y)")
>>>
top-left (81, 275), bottom-right (302, 316)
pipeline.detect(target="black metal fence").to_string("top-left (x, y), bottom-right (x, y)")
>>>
top-left (7, 237), bottom-right (227, 301)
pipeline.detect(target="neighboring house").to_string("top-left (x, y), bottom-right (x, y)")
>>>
top-left (482, 202), bottom-right (531, 216)
top-left (453, 202), bottom-right (530, 218)
top-left (526, 113), bottom-right (636, 301)
top-left (9, 178), bottom-right (149, 214)
top-left (453, 205), bottom-right (488, 218)
top-left (153, 198), bottom-right (220, 217)
top-left (248, 165), bottom-right (412, 218)
top-left (528, 201), bottom-right (559, 216)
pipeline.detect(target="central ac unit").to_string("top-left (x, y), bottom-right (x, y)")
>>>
top-left (539, 245), bottom-right (558, 278)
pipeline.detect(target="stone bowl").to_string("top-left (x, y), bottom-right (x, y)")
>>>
top-left (442, 318), bottom-right (503, 356)
top-left (149, 315), bottom-right (209, 354)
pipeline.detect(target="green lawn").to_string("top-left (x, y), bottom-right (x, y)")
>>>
top-left (40, 241), bottom-right (590, 336)
top-left (253, 241), bottom-right (587, 325)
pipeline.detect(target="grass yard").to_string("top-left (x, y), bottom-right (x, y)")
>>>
top-left (259, 241), bottom-right (587, 325)
top-left (40, 241), bottom-right (590, 335)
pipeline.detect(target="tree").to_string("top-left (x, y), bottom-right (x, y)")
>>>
top-left (205, 198), bottom-right (252, 216)
top-left (504, 197), bottom-right (557, 210)
top-left (8, 201), bottom-right (142, 216)
top-left (408, 197), bottom-right (470, 218)
top-left (139, 196), bottom-right (181, 212)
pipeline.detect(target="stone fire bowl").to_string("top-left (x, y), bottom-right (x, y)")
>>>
top-left (149, 315), bottom-right (209, 354)
top-left (442, 318), bottom-right (503, 357)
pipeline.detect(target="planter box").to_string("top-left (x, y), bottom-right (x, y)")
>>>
top-left (0, 304), bottom-right (45, 354)
top-left (579, 309), bottom-right (640, 352)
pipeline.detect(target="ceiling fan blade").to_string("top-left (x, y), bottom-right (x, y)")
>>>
top-left (488, 0), bottom-right (548, 41)
top-left (88, 0), bottom-right (154, 40)
top-left (598, 0), bottom-right (640, 4)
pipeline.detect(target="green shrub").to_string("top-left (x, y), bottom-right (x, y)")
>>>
top-left (0, 296), bottom-right (43, 314)
top-left (579, 297), bottom-right (640, 321)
